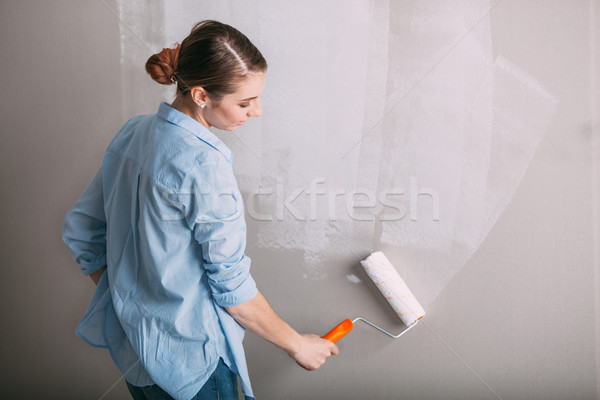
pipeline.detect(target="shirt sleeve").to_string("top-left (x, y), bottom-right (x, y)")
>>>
top-left (176, 153), bottom-right (257, 308)
top-left (62, 167), bottom-right (107, 275)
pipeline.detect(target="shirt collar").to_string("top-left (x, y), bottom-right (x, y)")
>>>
top-left (157, 102), bottom-right (233, 162)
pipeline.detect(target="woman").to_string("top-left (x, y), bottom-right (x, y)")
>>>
top-left (62, 20), bottom-right (338, 400)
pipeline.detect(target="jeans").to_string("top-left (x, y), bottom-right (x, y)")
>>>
top-left (126, 358), bottom-right (255, 400)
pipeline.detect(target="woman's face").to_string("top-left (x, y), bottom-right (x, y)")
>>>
top-left (204, 72), bottom-right (265, 131)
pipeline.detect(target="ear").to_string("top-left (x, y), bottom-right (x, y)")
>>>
top-left (189, 87), bottom-right (208, 107)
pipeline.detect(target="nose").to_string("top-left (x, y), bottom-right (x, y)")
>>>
top-left (248, 99), bottom-right (262, 117)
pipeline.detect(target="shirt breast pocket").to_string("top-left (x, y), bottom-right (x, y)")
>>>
top-left (210, 189), bottom-right (242, 222)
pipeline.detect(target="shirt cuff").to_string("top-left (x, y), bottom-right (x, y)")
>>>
top-left (212, 274), bottom-right (258, 308)
top-left (79, 258), bottom-right (107, 276)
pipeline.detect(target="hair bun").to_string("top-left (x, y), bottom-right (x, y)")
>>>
top-left (145, 44), bottom-right (180, 85)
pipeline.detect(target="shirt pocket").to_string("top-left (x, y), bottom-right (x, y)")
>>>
top-left (211, 189), bottom-right (241, 221)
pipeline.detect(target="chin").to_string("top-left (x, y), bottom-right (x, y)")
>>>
top-left (215, 125), bottom-right (236, 132)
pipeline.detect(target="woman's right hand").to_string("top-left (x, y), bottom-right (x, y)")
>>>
top-left (225, 292), bottom-right (339, 371)
top-left (89, 265), bottom-right (106, 285)
top-left (287, 334), bottom-right (339, 371)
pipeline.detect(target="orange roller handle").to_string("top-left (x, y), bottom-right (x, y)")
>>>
top-left (322, 319), bottom-right (354, 343)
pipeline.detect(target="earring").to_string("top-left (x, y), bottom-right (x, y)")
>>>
top-left (200, 103), bottom-right (206, 109)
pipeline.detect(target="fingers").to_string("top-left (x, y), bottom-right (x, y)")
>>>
top-left (299, 361), bottom-right (319, 371)
top-left (291, 334), bottom-right (340, 371)
top-left (330, 342), bottom-right (340, 356)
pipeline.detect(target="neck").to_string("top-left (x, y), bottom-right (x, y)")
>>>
top-left (170, 95), bottom-right (210, 129)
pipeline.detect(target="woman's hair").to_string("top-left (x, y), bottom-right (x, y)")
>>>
top-left (145, 20), bottom-right (267, 101)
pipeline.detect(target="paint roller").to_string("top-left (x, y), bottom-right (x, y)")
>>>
top-left (323, 251), bottom-right (426, 343)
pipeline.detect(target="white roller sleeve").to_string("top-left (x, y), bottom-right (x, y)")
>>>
top-left (360, 251), bottom-right (426, 327)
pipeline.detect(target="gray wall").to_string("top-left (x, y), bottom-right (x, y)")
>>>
top-left (1, 1), bottom-right (598, 399)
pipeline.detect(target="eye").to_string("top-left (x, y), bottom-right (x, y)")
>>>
top-left (239, 103), bottom-right (250, 109)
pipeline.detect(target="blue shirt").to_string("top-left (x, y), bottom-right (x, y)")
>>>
top-left (62, 102), bottom-right (258, 399)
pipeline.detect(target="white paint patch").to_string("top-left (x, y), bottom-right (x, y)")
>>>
top-left (479, 54), bottom-right (559, 243)
top-left (346, 274), bottom-right (362, 284)
top-left (251, 0), bottom-right (379, 281)
top-left (302, 248), bottom-right (327, 281)
top-left (377, 1), bottom-right (495, 303)
top-left (377, 54), bottom-right (558, 303)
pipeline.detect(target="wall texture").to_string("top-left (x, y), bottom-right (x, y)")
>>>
top-left (0, 1), bottom-right (598, 399)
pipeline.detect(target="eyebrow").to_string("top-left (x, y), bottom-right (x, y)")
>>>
top-left (239, 96), bottom-right (258, 101)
